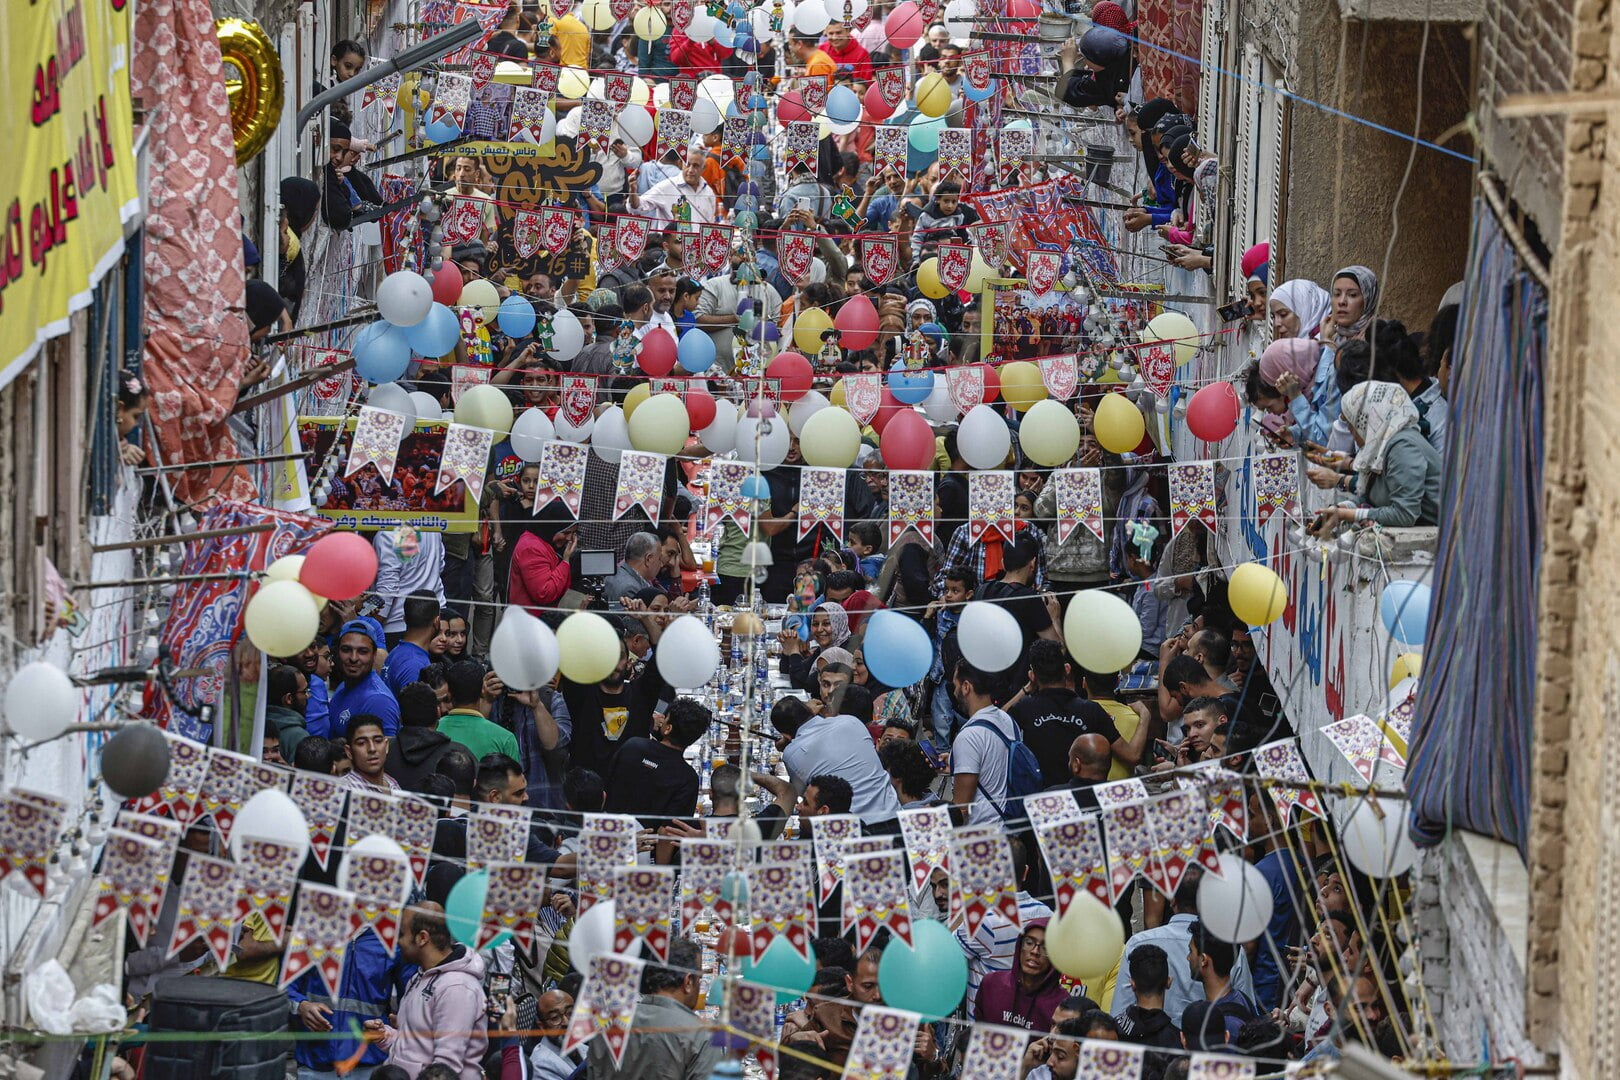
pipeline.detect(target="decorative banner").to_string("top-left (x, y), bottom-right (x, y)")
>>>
top-left (968, 471), bottom-right (1016, 545)
top-left (860, 236), bottom-right (900, 287)
top-left (111, 811), bottom-right (182, 849)
top-left (1054, 468), bottom-right (1105, 544)
top-left (234, 836), bottom-right (304, 945)
top-left (346, 791), bottom-right (398, 849)
top-left (1253, 739), bottom-right (1326, 821)
top-left (844, 372), bottom-right (883, 426)
top-left (468, 808), bottom-right (530, 868)
top-left (443, 197), bottom-right (485, 245)
top-left (1040, 353), bottom-right (1080, 401)
top-left (452, 363), bottom-right (490, 404)
top-left (749, 846), bottom-right (816, 961)
top-left (704, 818), bottom-right (737, 840)
top-left (601, 72), bottom-right (634, 110)
top-left (845, 1006), bottom-right (923, 1080)
top-left (678, 839), bottom-right (734, 932)
top-left (564, 954), bottom-right (646, 1067)
top-left (346, 850), bottom-right (410, 954)
top-left (705, 460), bottom-right (754, 538)
top-left (728, 981), bottom-right (780, 1080)
top-left (429, 73), bottom-right (472, 128)
top-left (721, 115), bottom-right (750, 159)
top-left (668, 77), bottom-right (698, 111)
top-left (1102, 801), bottom-right (1161, 901)
top-left (531, 206), bottom-right (574, 257)
top-left (875, 67), bottom-right (907, 108)
top-left (654, 108), bottom-right (694, 163)
top-left (483, 861), bottom-right (549, 953)
top-left (1253, 452), bottom-right (1299, 525)
top-left (1025, 249), bottom-right (1062, 295)
top-left (583, 812), bottom-right (642, 834)
top-left (532, 63), bottom-right (560, 95)
top-left (798, 467), bottom-right (847, 543)
top-left (281, 883), bottom-right (359, 1001)
top-left (92, 830), bottom-right (171, 945)
top-left (965, 53), bottom-right (992, 92)
top-left (558, 373), bottom-right (597, 427)
top-left (612, 866), bottom-right (675, 962)
top-left (167, 853), bottom-right (238, 969)
top-left (946, 365), bottom-right (984, 416)
top-left (344, 406), bottom-right (409, 485)
top-left (897, 805), bottom-right (952, 894)
top-left (1147, 790), bottom-right (1223, 899)
top-left (289, 773), bottom-right (346, 871)
top-left (1076, 1041), bottom-right (1145, 1079)
top-left (938, 241), bottom-right (972, 290)
top-left (999, 128), bottom-right (1033, 173)
top-left (508, 87), bottom-right (552, 145)
top-left (578, 98), bottom-right (615, 152)
top-left (874, 125), bottom-right (908, 176)
top-left (1140, 345), bottom-right (1176, 399)
top-left (131, 731), bottom-right (209, 825)
top-left (0, 791), bottom-right (66, 898)
top-left (1094, 777), bottom-right (1150, 806)
top-left (887, 470), bottom-right (935, 546)
top-left (697, 223), bottom-right (732, 274)
top-left (577, 830), bottom-right (638, 915)
top-left (1381, 689), bottom-right (1417, 757)
top-left (1187, 1053), bottom-right (1257, 1080)
top-left (362, 64), bottom-right (402, 121)
top-left (1169, 460), bottom-right (1218, 537)
top-left (199, 750), bottom-right (289, 845)
top-left (844, 850), bottom-right (913, 953)
top-left (396, 795), bottom-right (437, 886)
top-left (1036, 814), bottom-right (1113, 913)
top-left (1023, 791), bottom-right (1084, 829)
top-left (969, 221), bottom-right (1009, 267)
top-left (779, 232), bottom-right (816, 285)
top-left (436, 423), bottom-right (496, 502)
top-left (938, 129), bottom-right (972, 179)
top-left (783, 120), bottom-right (820, 172)
top-left (812, 814), bottom-right (862, 904)
top-left (614, 449), bottom-right (665, 523)
top-left (1323, 714), bottom-right (1408, 782)
top-left (1177, 765), bottom-right (1249, 841)
top-left (949, 826), bottom-right (1019, 940)
top-left (597, 221), bottom-right (624, 274)
top-left (617, 216), bottom-right (650, 263)
top-left (800, 76), bottom-right (829, 114)
top-left (962, 1024), bottom-right (1029, 1080)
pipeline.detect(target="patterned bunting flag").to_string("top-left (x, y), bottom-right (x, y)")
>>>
top-left (92, 830), bottom-right (172, 945)
top-left (844, 850), bottom-right (913, 953)
top-left (617, 216), bottom-right (650, 262)
top-left (1178, 765), bottom-right (1249, 841)
top-left (668, 77), bottom-right (697, 110)
top-left (443, 197), bottom-right (485, 245)
top-left (783, 120), bottom-right (820, 172)
top-left (812, 814), bottom-right (862, 903)
top-left (964, 53), bottom-right (991, 92)
top-left (678, 839), bottom-right (734, 932)
top-left (1102, 800), bottom-right (1161, 901)
top-left (583, 812), bottom-right (642, 834)
top-left (577, 830), bottom-right (638, 915)
top-left (288, 773), bottom-right (346, 871)
top-left (167, 853), bottom-right (237, 968)
top-left (937, 128), bottom-right (971, 179)
top-left (1040, 353), bottom-right (1080, 400)
top-left (281, 883), bottom-right (359, 1001)
top-left (602, 72), bottom-right (634, 110)
top-left (361, 64), bottom-right (401, 123)
top-left (612, 866), bottom-right (676, 962)
top-left (721, 115), bottom-right (750, 158)
top-left (1036, 814), bottom-right (1113, 913)
top-left (532, 63), bottom-right (560, 94)
top-left (873, 125), bottom-right (908, 175)
top-left (578, 98), bottom-right (614, 151)
top-left (999, 128), bottom-right (1033, 173)
top-left (482, 862), bottom-right (549, 954)
top-left (509, 87), bottom-right (552, 144)
top-left (0, 790), bottom-right (65, 898)
top-left (875, 67), bottom-right (906, 108)
top-left (436, 423), bottom-right (495, 502)
top-left (798, 467), bottom-right (847, 543)
top-left (1076, 1041), bottom-right (1145, 1079)
top-left (749, 845), bottom-right (816, 960)
top-left (1095, 778), bottom-right (1150, 806)
top-left (1253, 739), bottom-right (1325, 821)
top-left (1025, 249), bottom-right (1061, 295)
top-left (598, 221), bottom-right (625, 274)
top-left (564, 954), bottom-right (646, 1067)
top-left (341, 847), bottom-right (410, 954)
top-left (1253, 452), bottom-right (1298, 525)
top-left (561, 374), bottom-right (596, 427)
top-left (705, 460), bottom-right (753, 538)
top-left (235, 836), bottom-right (304, 944)
top-left (949, 826), bottom-right (1019, 940)
top-left (888, 470), bottom-right (935, 546)
top-left (846, 1007), bottom-right (922, 1080)
top-left (345, 406), bottom-right (409, 485)
top-left (938, 241), bottom-right (972, 290)
top-left (1323, 714), bottom-right (1408, 781)
top-left (844, 372), bottom-right (883, 425)
top-left (968, 471), bottom-right (1016, 544)
top-left (945, 365), bottom-right (983, 416)
top-left (779, 232), bottom-right (815, 285)
top-left (1140, 345), bottom-right (1176, 399)
top-left (897, 805), bottom-right (952, 893)
top-left (697, 223), bottom-right (731, 274)
top-left (1147, 790), bottom-right (1223, 899)
top-left (429, 73), bottom-right (472, 128)
top-left (535, 440), bottom-right (589, 519)
top-left (961, 1025), bottom-right (1029, 1080)
top-left (538, 206), bottom-right (576, 255)
top-left (1054, 468), bottom-right (1105, 543)
top-left (728, 981), bottom-right (780, 1079)
top-left (130, 730), bottom-right (208, 825)
top-left (1188, 1054), bottom-right (1257, 1080)
top-left (614, 450), bottom-right (665, 523)
top-left (969, 220), bottom-right (1008, 267)
top-left (1169, 460), bottom-right (1218, 536)
top-left (801, 75), bottom-right (829, 113)
top-left (346, 790), bottom-right (398, 848)
top-left (860, 236), bottom-right (900, 287)
top-left (199, 750), bottom-right (289, 845)
top-left (452, 363), bottom-right (490, 404)
top-left (111, 811), bottom-right (181, 848)
top-left (469, 807), bottom-right (531, 867)
top-left (1023, 791), bottom-right (1084, 829)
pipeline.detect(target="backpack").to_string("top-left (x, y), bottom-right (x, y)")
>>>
top-left (966, 715), bottom-right (1043, 821)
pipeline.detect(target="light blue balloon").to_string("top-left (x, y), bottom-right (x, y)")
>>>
top-left (497, 294), bottom-right (537, 338)
top-left (1379, 580), bottom-right (1431, 647)
top-left (404, 302), bottom-right (460, 358)
top-left (424, 117), bottom-right (462, 144)
top-left (740, 939), bottom-right (817, 1005)
top-left (963, 77), bottom-right (997, 103)
top-left (909, 113), bottom-right (945, 153)
top-left (740, 475), bottom-right (770, 501)
top-left (713, 20), bottom-right (735, 47)
top-left (887, 364), bottom-right (935, 405)
top-left (677, 328), bottom-right (716, 373)
top-left (826, 85), bottom-right (861, 124)
top-left (352, 321), bottom-right (412, 384)
top-left (1006, 117), bottom-right (1032, 132)
top-left (862, 610), bottom-right (932, 687)
top-left (445, 870), bottom-right (512, 950)
top-left (877, 919), bottom-right (968, 1020)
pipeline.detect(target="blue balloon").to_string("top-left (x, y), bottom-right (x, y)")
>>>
top-left (1379, 580), bottom-right (1431, 647)
top-left (887, 363), bottom-right (935, 405)
top-left (424, 117), bottom-right (462, 144)
top-left (750, 319), bottom-right (779, 344)
top-left (352, 321), bottom-right (412, 383)
top-left (497, 294), bottom-right (537, 338)
top-left (827, 85), bottom-right (861, 125)
top-left (677, 328), bottom-right (716, 373)
top-left (877, 919), bottom-right (968, 1020)
top-left (909, 112), bottom-right (945, 152)
top-left (404, 302), bottom-right (460, 358)
top-left (740, 939), bottom-right (817, 1005)
top-left (740, 474), bottom-right (770, 501)
top-left (713, 20), bottom-right (735, 46)
top-left (862, 610), bottom-right (932, 687)
top-left (963, 77), bottom-right (997, 103)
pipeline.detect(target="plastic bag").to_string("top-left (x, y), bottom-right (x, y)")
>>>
top-left (24, 960), bottom-right (75, 1035)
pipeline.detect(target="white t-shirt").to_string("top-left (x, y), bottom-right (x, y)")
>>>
top-left (952, 706), bottom-right (1017, 825)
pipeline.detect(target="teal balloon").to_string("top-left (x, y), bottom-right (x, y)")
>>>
top-left (497, 294), bottom-right (537, 338)
top-left (861, 610), bottom-right (932, 687)
top-left (445, 870), bottom-right (512, 951)
top-left (424, 117), bottom-right (462, 144)
top-left (720, 870), bottom-right (750, 907)
top-left (740, 939), bottom-right (817, 1005)
top-left (877, 919), bottom-right (967, 1020)
top-left (909, 113), bottom-right (945, 152)
top-left (1006, 117), bottom-right (1032, 132)
top-left (405, 302), bottom-right (460, 357)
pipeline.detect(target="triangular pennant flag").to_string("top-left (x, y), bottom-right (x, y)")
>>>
top-left (613, 449), bottom-right (665, 523)
top-left (612, 866), bottom-right (676, 962)
top-left (564, 954), bottom-right (646, 1067)
top-left (887, 470), bottom-right (935, 546)
top-left (442, 197), bottom-right (485, 245)
top-left (844, 849), bottom-right (913, 953)
top-left (280, 883), bottom-right (359, 1001)
top-left (345, 406), bottom-right (408, 485)
top-left (948, 826), bottom-right (1019, 940)
top-left (1252, 739), bottom-right (1325, 821)
top-left (92, 830), bottom-right (172, 945)
top-left (0, 791), bottom-right (65, 898)
top-left (288, 774), bottom-right (347, 871)
top-left (1039, 352), bottom-right (1080, 400)
top-left (428, 73), bottom-right (471, 128)
top-left (812, 814), bottom-right (862, 904)
top-left (235, 836), bottom-right (304, 944)
top-left (436, 423), bottom-right (495, 502)
top-left (797, 466), bottom-right (847, 543)
top-left (577, 829), bottom-right (639, 915)
top-left (1169, 460), bottom-right (1218, 537)
top-left (897, 805), bottom-right (952, 894)
top-left (705, 460), bottom-right (753, 538)
top-left (1053, 468), bottom-right (1105, 543)
top-left (1025, 248), bottom-right (1062, 295)
top-left (1146, 790), bottom-right (1222, 899)
top-left (483, 861), bottom-right (550, 954)
top-left (509, 87), bottom-right (552, 144)
top-left (678, 839), bottom-right (736, 933)
top-left (1102, 800), bottom-right (1161, 901)
top-left (1140, 344), bottom-right (1176, 399)
top-left (748, 845), bottom-right (815, 961)
top-left (167, 853), bottom-right (238, 969)
top-left (1036, 814), bottom-right (1114, 913)
top-left (1253, 451), bottom-right (1299, 525)
top-left (937, 240), bottom-right (972, 290)
top-left (846, 1006), bottom-right (923, 1080)
top-left (968, 470), bottom-right (1016, 544)
top-left (945, 365), bottom-right (984, 416)
top-left (340, 848), bottom-right (409, 954)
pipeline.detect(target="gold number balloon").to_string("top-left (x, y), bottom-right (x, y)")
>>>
top-left (216, 18), bottom-right (284, 164)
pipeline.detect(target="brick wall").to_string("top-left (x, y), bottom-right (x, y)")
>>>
top-left (1476, 0), bottom-right (1574, 237)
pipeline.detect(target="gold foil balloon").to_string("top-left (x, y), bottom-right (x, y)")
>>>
top-left (217, 19), bottom-right (284, 164)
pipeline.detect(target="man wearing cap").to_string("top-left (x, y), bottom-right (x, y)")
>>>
top-left (630, 150), bottom-right (719, 224)
top-left (328, 618), bottom-right (402, 736)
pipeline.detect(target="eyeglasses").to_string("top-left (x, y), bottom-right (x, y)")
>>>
top-left (1020, 938), bottom-right (1048, 955)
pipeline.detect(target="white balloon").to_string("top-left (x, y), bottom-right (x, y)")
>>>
top-left (556, 412), bottom-right (596, 442)
top-left (5, 662), bottom-right (78, 740)
top-left (686, 8), bottom-right (716, 42)
top-left (943, 0), bottom-right (976, 42)
top-left (339, 834), bottom-right (412, 907)
top-left (1196, 853), bottom-right (1275, 943)
top-left (787, 390), bottom-right (830, 435)
top-left (230, 788), bottom-right (311, 863)
top-left (490, 607), bottom-right (562, 691)
top-left (698, 402), bottom-right (739, 454)
top-left (656, 615), bottom-right (722, 689)
top-left (408, 391), bottom-right (444, 421)
top-left (921, 379), bottom-right (958, 424)
top-left (615, 106), bottom-right (655, 148)
top-left (568, 899), bottom-right (641, 972)
top-left (698, 74), bottom-right (735, 112)
top-left (592, 406), bottom-right (631, 464)
top-left (793, 0), bottom-right (831, 34)
top-left (958, 404), bottom-right (1011, 469)
top-left (1339, 796), bottom-right (1419, 878)
top-left (367, 383), bottom-right (418, 427)
top-left (548, 308), bottom-right (585, 362)
top-left (826, 0), bottom-right (869, 21)
top-left (510, 406), bottom-right (557, 462)
top-left (827, 116), bottom-right (860, 137)
top-left (376, 271), bottom-right (433, 327)
top-left (690, 96), bottom-right (723, 135)
top-left (957, 601), bottom-right (1024, 672)
top-left (538, 105), bottom-right (558, 145)
top-left (735, 414), bottom-right (790, 469)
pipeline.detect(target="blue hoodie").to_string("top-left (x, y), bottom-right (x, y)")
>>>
top-left (287, 930), bottom-right (415, 1071)
top-left (328, 672), bottom-right (401, 736)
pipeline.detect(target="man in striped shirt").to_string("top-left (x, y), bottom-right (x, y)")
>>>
top-left (931, 837), bottom-right (1054, 1016)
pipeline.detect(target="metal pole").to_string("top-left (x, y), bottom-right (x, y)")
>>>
top-left (91, 522), bottom-right (278, 552)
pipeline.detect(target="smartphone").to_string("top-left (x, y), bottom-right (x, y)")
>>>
top-left (1217, 299), bottom-right (1250, 322)
top-left (488, 973), bottom-right (511, 998)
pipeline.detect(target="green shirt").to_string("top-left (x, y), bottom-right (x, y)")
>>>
top-left (437, 709), bottom-right (520, 763)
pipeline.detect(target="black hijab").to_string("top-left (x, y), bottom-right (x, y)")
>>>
top-left (245, 280), bottom-right (287, 334)
top-left (281, 178), bottom-right (321, 235)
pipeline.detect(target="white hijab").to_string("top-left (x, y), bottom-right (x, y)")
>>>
top-left (1341, 381), bottom-right (1422, 477)
top-left (1270, 279), bottom-right (1332, 339)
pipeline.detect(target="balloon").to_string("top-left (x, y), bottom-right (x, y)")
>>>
top-left (1229, 563), bottom-right (1288, 626)
top-left (245, 579), bottom-right (321, 656)
top-left (698, 402), bottom-right (739, 454)
top-left (377, 271), bottom-right (434, 327)
top-left (615, 105), bottom-right (656, 148)
top-left (638, 328), bottom-right (678, 376)
top-left (943, 0), bottom-right (976, 40)
top-left (740, 475), bottom-right (771, 502)
top-left (489, 607), bottom-right (561, 692)
top-left (629, 393), bottom-right (691, 455)
top-left (871, 385), bottom-right (905, 434)
top-left (301, 531), bottom-right (380, 600)
top-left (1196, 853), bottom-right (1274, 943)
top-left (880, 408), bottom-right (935, 471)
top-left (958, 404), bottom-right (1011, 469)
top-left (1063, 589), bottom-right (1142, 673)
top-left (455, 383), bottom-right (516, 435)
top-left (863, 81), bottom-right (896, 120)
top-left (633, 4), bottom-right (668, 38)
top-left (916, 257), bottom-right (950, 299)
top-left (423, 117), bottom-right (461, 144)
top-left (915, 72), bottom-right (952, 117)
top-left (800, 407), bottom-right (862, 467)
top-left (1340, 796), bottom-right (1419, 878)
top-left (556, 409), bottom-right (595, 442)
top-left (862, 610), bottom-right (933, 687)
top-left (568, 898), bottom-right (637, 972)
top-left (740, 939), bottom-right (818, 1005)
top-left (980, 363), bottom-right (1001, 402)
top-left (404, 303), bottom-right (459, 358)
top-left (230, 788), bottom-right (310, 862)
top-left (446, 870), bottom-right (512, 950)
top-left (410, 391), bottom-right (444, 421)
top-left (459, 279), bottom-right (501, 323)
top-left (368, 382), bottom-right (417, 426)
top-left (834, 294), bottom-right (879, 350)
top-left (339, 835), bottom-right (413, 908)
top-left (735, 414), bottom-right (791, 468)
top-left (963, 250), bottom-right (995, 293)
top-left (101, 722), bottom-right (171, 799)
top-left (1380, 580), bottom-right (1431, 647)
top-left (510, 407), bottom-right (556, 462)
top-left (793, 0), bottom-right (830, 33)
top-left (656, 615), bottom-right (722, 688)
top-left (593, 406), bottom-right (632, 464)
top-left (1093, 393), bottom-right (1146, 453)
top-left (5, 662), bottom-right (77, 740)
top-left (909, 112), bottom-right (944, 152)
top-left (1389, 652), bottom-right (1423, 688)
top-left (826, 85), bottom-right (861, 125)
top-left (497, 294), bottom-right (537, 338)
top-left (265, 554), bottom-right (305, 586)
top-left (887, 364), bottom-right (935, 405)
top-left (877, 920), bottom-right (968, 1020)
top-left (697, 73), bottom-right (735, 112)
top-left (1143, 311), bottom-right (1201, 365)
top-left (793, 308), bottom-right (834, 354)
top-left (787, 390), bottom-right (829, 436)
top-left (1186, 381), bottom-right (1241, 441)
top-left (678, 328), bottom-right (717, 373)
top-left (691, 96), bottom-right (723, 134)
top-left (558, 65), bottom-right (592, 97)
top-left (548, 308), bottom-right (585, 362)
top-left (1000, 361), bottom-right (1047, 412)
top-left (777, 91), bottom-right (810, 123)
top-left (885, 0), bottom-right (926, 47)
top-left (766, 351), bottom-right (814, 401)
top-left (963, 75), bottom-right (997, 103)
top-left (685, 389), bottom-right (718, 431)
top-left (957, 601), bottom-right (1023, 672)
top-left (580, 0), bottom-right (616, 30)
top-left (557, 611), bottom-right (622, 683)
top-left (1020, 399), bottom-right (1081, 466)
top-left (429, 260), bottom-right (464, 305)
top-left (686, 8), bottom-right (717, 42)
top-left (1045, 892), bottom-right (1124, 981)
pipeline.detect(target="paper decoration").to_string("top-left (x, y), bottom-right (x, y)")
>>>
top-left (533, 439), bottom-right (588, 518)
top-left (961, 1024), bottom-right (1029, 1080)
top-left (1253, 738), bottom-right (1325, 821)
top-left (798, 466), bottom-right (847, 543)
top-left (1036, 814), bottom-right (1113, 913)
top-left (844, 850), bottom-right (913, 953)
top-left (451, 363), bottom-right (490, 405)
top-left (705, 460), bottom-right (754, 538)
top-left (697, 223), bottom-right (732, 274)
top-left (436, 423), bottom-right (495, 502)
top-left (429, 73), bottom-right (471, 127)
top-left (583, 813), bottom-right (642, 834)
top-left (564, 953), bottom-right (646, 1067)
top-left (1188, 1054), bottom-right (1257, 1080)
top-left (783, 120), bottom-right (820, 172)
top-left (443, 197), bottom-right (485, 245)
top-left (938, 129), bottom-right (971, 179)
top-left (897, 805), bottom-right (952, 894)
top-left (668, 77), bottom-right (697, 110)
top-left (749, 845), bottom-right (816, 960)
top-left (965, 53), bottom-right (992, 92)
top-left (469, 807), bottom-right (531, 868)
top-left (612, 866), bottom-right (675, 961)
top-left (281, 883), bottom-right (359, 1000)
top-left (347, 848), bottom-right (409, 953)
top-left (1076, 1041), bottom-right (1145, 1079)
top-left (199, 750), bottom-right (289, 845)
top-left (532, 63), bottom-right (560, 94)
top-left (728, 981), bottom-right (780, 1080)
top-left (1102, 801), bottom-right (1161, 901)
top-left (167, 853), bottom-right (238, 969)
top-left (1054, 468), bottom-right (1105, 544)
top-left (779, 231), bottom-right (815, 285)
top-left (617, 215), bottom-right (650, 262)
top-left (1253, 452), bottom-right (1298, 525)
top-left (235, 836), bottom-right (304, 944)
top-left (289, 771), bottom-right (347, 871)
top-left (614, 449), bottom-right (665, 523)
top-left (507, 87), bottom-right (551, 145)
top-left (874, 125), bottom-right (908, 176)
top-left (345, 406), bottom-right (409, 485)
top-left (801, 75), bottom-right (829, 113)
top-left (845, 1006), bottom-right (922, 1080)
top-left (887, 470), bottom-right (934, 546)
top-left (721, 115), bottom-right (750, 158)
top-left (361, 65), bottom-right (401, 122)
top-left (938, 241), bottom-right (972, 290)
top-left (1382, 690), bottom-right (1416, 757)
top-left (92, 830), bottom-right (171, 945)
top-left (482, 861), bottom-right (550, 953)
top-left (1178, 765), bottom-right (1249, 841)
top-left (1147, 790), bottom-right (1223, 899)
top-left (654, 108), bottom-right (695, 164)
top-left (949, 826), bottom-right (1019, 940)
top-left (1168, 460), bottom-right (1217, 537)
top-left (0, 790), bottom-right (64, 898)
top-left (577, 829), bottom-right (638, 915)
top-left (1094, 778), bottom-right (1150, 806)
top-left (347, 791), bottom-right (399, 849)
top-left (968, 471), bottom-right (1016, 545)
top-left (875, 67), bottom-right (907, 108)
top-left (598, 221), bottom-right (624, 273)
top-left (678, 839), bottom-right (735, 932)
top-left (946, 365), bottom-right (984, 417)
top-left (812, 814), bottom-right (862, 903)
top-left (111, 811), bottom-right (182, 848)
top-left (131, 730), bottom-right (208, 825)
top-left (468, 49), bottom-right (496, 90)
top-left (395, 795), bottom-right (436, 886)
top-left (1040, 352), bottom-right (1080, 400)
top-left (1023, 791), bottom-right (1084, 829)
top-left (1025, 249), bottom-right (1062, 295)
top-left (578, 98), bottom-right (615, 151)
top-left (969, 220), bottom-right (1008, 267)
top-left (1140, 345), bottom-right (1176, 399)
top-left (1323, 714), bottom-right (1408, 782)
top-left (860, 236), bottom-right (900, 287)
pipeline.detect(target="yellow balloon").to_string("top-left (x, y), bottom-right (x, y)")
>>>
top-left (217, 19), bottom-right (284, 164)
top-left (558, 66), bottom-right (592, 98)
top-left (244, 580), bottom-right (321, 657)
top-left (633, 5), bottom-right (668, 39)
top-left (915, 72), bottom-right (952, 118)
top-left (627, 392), bottom-right (690, 455)
top-left (265, 554), bottom-right (305, 584)
top-left (1389, 652), bottom-right (1423, 688)
top-left (458, 279), bottom-right (501, 323)
top-left (1229, 562), bottom-right (1289, 626)
top-left (580, 0), bottom-right (616, 30)
top-left (1045, 892), bottom-right (1124, 981)
top-left (1142, 311), bottom-right (1201, 365)
top-left (917, 258), bottom-right (950, 299)
top-left (830, 378), bottom-right (847, 408)
top-left (1019, 399), bottom-right (1080, 466)
top-left (800, 407), bottom-right (862, 467)
top-left (963, 250), bottom-right (995, 293)
top-left (1000, 361), bottom-right (1047, 413)
top-left (793, 308), bottom-right (834, 354)
top-left (557, 612), bottom-right (622, 682)
top-left (1064, 590), bottom-right (1141, 673)
top-left (1093, 392), bottom-right (1145, 453)
top-left (623, 381), bottom-right (652, 420)
top-left (454, 384), bottom-right (515, 435)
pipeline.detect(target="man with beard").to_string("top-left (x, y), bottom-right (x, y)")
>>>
top-left (328, 619), bottom-right (400, 735)
top-left (529, 988), bottom-right (583, 1079)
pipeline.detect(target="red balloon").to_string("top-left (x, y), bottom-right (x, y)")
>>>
top-left (870, 385), bottom-right (904, 433)
top-left (777, 91), bottom-right (809, 123)
top-left (834, 295), bottom-right (880, 351)
top-left (880, 408), bottom-right (935, 470)
top-left (1187, 381), bottom-right (1241, 441)
top-left (430, 262), bottom-right (464, 306)
top-left (300, 532), bottom-right (379, 601)
top-left (637, 329), bottom-right (678, 376)
top-left (685, 389), bottom-right (718, 431)
top-left (1006, 0), bottom-right (1039, 18)
top-left (885, 0), bottom-right (926, 48)
top-left (863, 81), bottom-right (896, 121)
top-left (766, 351), bottom-right (814, 401)
top-left (979, 363), bottom-right (1001, 403)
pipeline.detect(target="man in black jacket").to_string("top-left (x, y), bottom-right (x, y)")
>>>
top-left (384, 683), bottom-right (455, 792)
top-left (1116, 945), bottom-right (1182, 1080)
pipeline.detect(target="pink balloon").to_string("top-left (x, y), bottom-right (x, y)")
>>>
top-left (300, 532), bottom-right (379, 601)
top-left (638, 329), bottom-right (678, 376)
top-left (767, 351), bottom-right (814, 401)
top-left (777, 91), bottom-right (810, 123)
top-left (880, 408), bottom-right (935, 470)
top-left (834, 295), bottom-right (880, 351)
top-left (863, 81), bottom-right (896, 121)
top-left (870, 385), bottom-right (903, 433)
top-left (1006, 0), bottom-right (1039, 18)
top-left (885, 1), bottom-right (926, 48)
top-left (979, 363), bottom-right (1001, 403)
top-left (685, 389), bottom-right (718, 430)
top-left (430, 262), bottom-right (464, 307)
top-left (1186, 381), bottom-right (1241, 441)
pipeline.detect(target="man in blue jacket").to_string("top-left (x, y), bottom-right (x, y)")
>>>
top-left (328, 618), bottom-right (401, 735)
top-left (286, 926), bottom-right (414, 1080)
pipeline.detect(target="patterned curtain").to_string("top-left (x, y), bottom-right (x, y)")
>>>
top-left (1136, 0), bottom-right (1203, 113)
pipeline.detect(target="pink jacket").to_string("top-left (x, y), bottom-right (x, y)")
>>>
top-left (380, 945), bottom-right (488, 1080)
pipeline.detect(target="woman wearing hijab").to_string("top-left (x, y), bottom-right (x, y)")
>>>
top-left (509, 502), bottom-right (580, 614)
top-left (1269, 279), bottom-right (1332, 340)
top-left (1250, 337), bottom-right (1341, 445)
top-left (278, 178), bottom-right (321, 314)
top-left (1327, 265), bottom-right (1380, 345)
top-left (1308, 381), bottom-right (1441, 530)
top-left (778, 601), bottom-right (852, 694)
top-left (1059, 26), bottom-right (1132, 109)
top-left (1242, 242), bottom-right (1270, 318)
top-left (1124, 99), bottom-right (1180, 233)
top-left (245, 280), bottom-right (290, 340)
